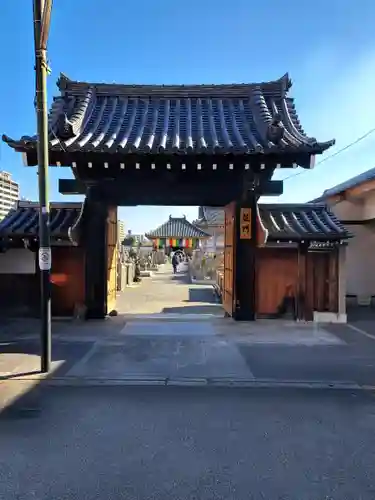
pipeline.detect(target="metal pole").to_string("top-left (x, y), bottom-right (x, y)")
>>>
top-left (33, 0), bottom-right (51, 373)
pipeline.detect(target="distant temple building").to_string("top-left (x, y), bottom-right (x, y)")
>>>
top-left (146, 215), bottom-right (209, 254)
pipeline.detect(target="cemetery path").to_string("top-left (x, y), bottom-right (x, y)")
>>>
top-left (115, 263), bottom-right (223, 317)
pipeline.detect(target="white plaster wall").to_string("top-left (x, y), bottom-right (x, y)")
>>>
top-left (362, 191), bottom-right (375, 220)
top-left (202, 228), bottom-right (224, 253)
top-left (0, 249), bottom-right (35, 274)
top-left (328, 198), bottom-right (375, 297)
top-left (330, 199), bottom-right (364, 220)
top-left (216, 233), bottom-right (224, 249)
top-left (344, 225), bottom-right (375, 296)
top-left (203, 237), bottom-right (216, 253)
top-left (330, 189), bottom-right (375, 221)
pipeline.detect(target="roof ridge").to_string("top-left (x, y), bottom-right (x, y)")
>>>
top-left (18, 200), bottom-right (83, 209)
top-left (259, 202), bottom-right (327, 209)
top-left (146, 216), bottom-right (210, 238)
top-left (57, 72), bottom-right (292, 98)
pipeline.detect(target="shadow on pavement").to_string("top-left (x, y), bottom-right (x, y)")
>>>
top-left (169, 272), bottom-right (191, 284)
top-left (0, 370), bottom-right (40, 381)
top-left (0, 338), bottom-right (95, 418)
top-left (347, 306), bottom-right (375, 322)
top-left (0, 338), bottom-right (93, 377)
top-left (162, 304), bottom-right (223, 315)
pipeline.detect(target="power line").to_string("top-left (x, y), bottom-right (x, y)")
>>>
top-left (283, 126), bottom-right (375, 182)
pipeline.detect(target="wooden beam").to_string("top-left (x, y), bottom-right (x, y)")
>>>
top-left (258, 180), bottom-right (283, 197)
top-left (59, 173), bottom-right (282, 206)
top-left (328, 249), bottom-right (339, 312)
top-left (59, 178), bottom-right (86, 195)
top-left (90, 177), bottom-right (244, 206)
top-left (297, 245), bottom-right (311, 320)
top-left (23, 150), bottom-right (317, 169)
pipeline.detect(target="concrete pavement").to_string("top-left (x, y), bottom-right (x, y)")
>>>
top-left (2, 316), bottom-right (375, 389)
top-left (116, 262), bottom-right (223, 316)
top-left (1, 386), bottom-right (375, 499)
top-left (2, 266), bottom-right (375, 388)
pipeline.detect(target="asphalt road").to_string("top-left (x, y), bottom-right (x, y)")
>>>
top-left (1, 385), bottom-right (375, 499)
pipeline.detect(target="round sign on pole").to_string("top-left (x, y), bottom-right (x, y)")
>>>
top-left (38, 247), bottom-right (52, 271)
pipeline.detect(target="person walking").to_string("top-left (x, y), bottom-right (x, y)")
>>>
top-left (172, 252), bottom-right (179, 274)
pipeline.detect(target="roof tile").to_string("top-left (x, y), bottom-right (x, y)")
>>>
top-left (3, 73), bottom-right (335, 158)
top-left (198, 204), bottom-right (350, 241)
top-left (146, 216), bottom-right (210, 239)
top-left (0, 201), bottom-right (82, 241)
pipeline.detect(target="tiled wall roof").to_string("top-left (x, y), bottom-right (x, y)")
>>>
top-left (259, 204), bottom-right (350, 241)
top-left (199, 204), bottom-right (350, 241)
top-left (0, 201), bottom-right (82, 240)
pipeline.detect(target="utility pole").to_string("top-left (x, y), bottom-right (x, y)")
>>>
top-left (33, 0), bottom-right (53, 373)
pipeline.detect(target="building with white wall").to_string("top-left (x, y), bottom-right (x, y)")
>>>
top-left (313, 167), bottom-right (375, 305)
top-left (117, 219), bottom-right (126, 244)
top-left (0, 171), bottom-right (19, 220)
top-left (194, 207), bottom-right (224, 254)
top-left (130, 232), bottom-right (148, 244)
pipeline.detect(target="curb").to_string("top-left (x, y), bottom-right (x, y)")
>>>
top-left (2, 376), bottom-right (374, 391)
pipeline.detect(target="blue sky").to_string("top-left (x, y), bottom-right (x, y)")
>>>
top-left (1, 0), bottom-right (375, 233)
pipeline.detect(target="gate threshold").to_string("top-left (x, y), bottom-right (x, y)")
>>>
top-left (118, 313), bottom-right (225, 322)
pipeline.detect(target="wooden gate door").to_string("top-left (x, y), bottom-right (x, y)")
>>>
top-left (106, 206), bottom-right (118, 314)
top-left (256, 248), bottom-right (298, 316)
top-left (306, 251), bottom-right (338, 313)
top-left (223, 202), bottom-right (236, 316)
top-left (50, 247), bottom-right (85, 317)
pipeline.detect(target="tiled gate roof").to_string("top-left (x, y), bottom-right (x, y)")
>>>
top-left (3, 73), bottom-right (334, 159)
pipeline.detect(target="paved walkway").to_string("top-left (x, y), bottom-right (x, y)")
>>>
top-left (116, 263), bottom-right (222, 316)
top-left (2, 267), bottom-right (375, 389)
top-left (2, 316), bottom-right (375, 389)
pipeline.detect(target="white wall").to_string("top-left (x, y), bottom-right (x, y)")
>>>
top-left (362, 191), bottom-right (375, 220)
top-left (344, 224), bottom-right (375, 296)
top-left (201, 228), bottom-right (224, 253)
top-left (0, 249), bottom-right (35, 274)
top-left (216, 233), bottom-right (224, 249)
top-left (331, 190), bottom-right (375, 221)
top-left (329, 198), bottom-right (375, 297)
top-left (332, 199), bottom-right (364, 220)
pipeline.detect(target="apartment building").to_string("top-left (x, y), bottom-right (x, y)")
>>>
top-left (117, 219), bottom-right (126, 244)
top-left (0, 171), bottom-right (20, 220)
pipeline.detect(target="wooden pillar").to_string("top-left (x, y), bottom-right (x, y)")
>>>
top-left (328, 248), bottom-right (339, 312)
top-left (233, 194), bottom-right (257, 321)
top-left (338, 245), bottom-right (347, 319)
top-left (297, 243), bottom-right (312, 321)
top-left (83, 189), bottom-right (108, 319)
